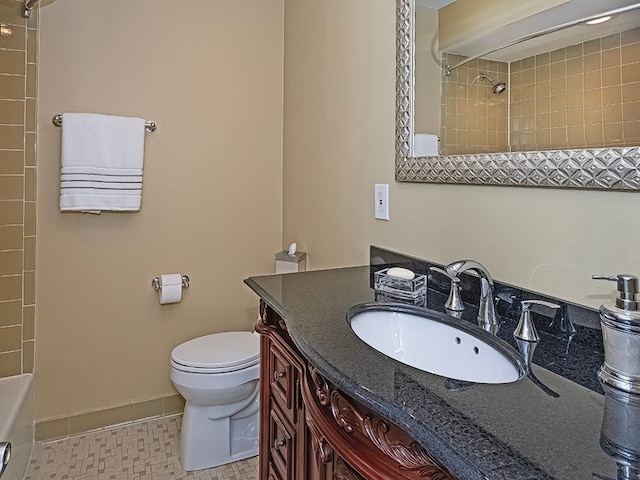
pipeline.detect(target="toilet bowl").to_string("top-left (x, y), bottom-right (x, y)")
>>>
top-left (170, 331), bottom-right (260, 471)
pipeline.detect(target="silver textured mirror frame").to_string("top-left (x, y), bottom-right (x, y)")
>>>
top-left (395, 0), bottom-right (640, 191)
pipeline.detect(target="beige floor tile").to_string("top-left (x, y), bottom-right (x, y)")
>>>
top-left (24, 415), bottom-right (259, 480)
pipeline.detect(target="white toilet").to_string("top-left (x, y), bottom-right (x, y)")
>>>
top-left (170, 331), bottom-right (260, 471)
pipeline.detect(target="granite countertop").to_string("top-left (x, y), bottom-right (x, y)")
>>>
top-left (245, 264), bottom-right (628, 480)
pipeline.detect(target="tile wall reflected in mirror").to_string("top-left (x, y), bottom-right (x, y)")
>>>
top-left (439, 27), bottom-right (640, 155)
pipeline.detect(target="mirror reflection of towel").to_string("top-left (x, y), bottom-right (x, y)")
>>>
top-left (414, 133), bottom-right (439, 157)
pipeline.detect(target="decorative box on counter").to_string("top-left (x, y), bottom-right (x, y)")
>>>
top-left (374, 290), bottom-right (426, 307)
top-left (374, 268), bottom-right (427, 301)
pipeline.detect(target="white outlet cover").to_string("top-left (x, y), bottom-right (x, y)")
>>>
top-left (375, 184), bottom-right (389, 221)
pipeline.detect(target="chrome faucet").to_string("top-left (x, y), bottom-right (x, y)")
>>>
top-left (512, 299), bottom-right (561, 398)
top-left (444, 259), bottom-right (499, 334)
top-left (0, 442), bottom-right (10, 479)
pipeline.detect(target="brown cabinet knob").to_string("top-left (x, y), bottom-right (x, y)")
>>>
top-left (273, 438), bottom-right (286, 449)
top-left (274, 371), bottom-right (286, 381)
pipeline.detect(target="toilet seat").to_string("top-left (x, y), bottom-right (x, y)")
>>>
top-left (171, 331), bottom-right (260, 374)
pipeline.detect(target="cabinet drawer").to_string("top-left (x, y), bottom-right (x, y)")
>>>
top-left (269, 403), bottom-right (296, 480)
top-left (269, 343), bottom-right (296, 414)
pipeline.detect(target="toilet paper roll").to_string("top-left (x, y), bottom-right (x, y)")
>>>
top-left (414, 133), bottom-right (439, 157)
top-left (159, 274), bottom-right (183, 305)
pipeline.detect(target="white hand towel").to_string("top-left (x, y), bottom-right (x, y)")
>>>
top-left (59, 112), bottom-right (147, 213)
top-left (414, 133), bottom-right (439, 157)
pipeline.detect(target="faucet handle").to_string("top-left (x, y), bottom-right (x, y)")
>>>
top-left (429, 266), bottom-right (459, 282)
top-left (513, 300), bottom-right (560, 342)
top-left (430, 267), bottom-right (464, 311)
top-left (521, 299), bottom-right (561, 311)
top-left (593, 274), bottom-right (639, 311)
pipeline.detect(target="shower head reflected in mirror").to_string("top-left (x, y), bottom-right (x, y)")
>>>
top-left (471, 73), bottom-right (507, 94)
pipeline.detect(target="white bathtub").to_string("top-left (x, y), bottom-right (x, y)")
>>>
top-left (0, 374), bottom-right (33, 480)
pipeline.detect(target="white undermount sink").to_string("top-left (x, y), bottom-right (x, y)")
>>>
top-left (348, 303), bottom-right (525, 384)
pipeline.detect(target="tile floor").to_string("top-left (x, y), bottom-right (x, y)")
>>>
top-left (24, 415), bottom-right (259, 480)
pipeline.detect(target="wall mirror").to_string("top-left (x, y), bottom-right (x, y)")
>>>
top-left (395, 0), bottom-right (640, 190)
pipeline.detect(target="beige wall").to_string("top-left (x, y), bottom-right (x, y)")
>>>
top-left (282, 0), bottom-right (396, 271)
top-left (37, 0), bottom-right (284, 422)
top-left (0, 0), bottom-right (37, 379)
top-left (282, 0), bottom-right (639, 311)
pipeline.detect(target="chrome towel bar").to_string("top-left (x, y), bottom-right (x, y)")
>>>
top-left (52, 114), bottom-right (157, 133)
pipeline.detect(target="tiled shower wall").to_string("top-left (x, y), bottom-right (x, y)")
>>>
top-left (441, 27), bottom-right (640, 154)
top-left (511, 27), bottom-right (640, 152)
top-left (0, 0), bottom-right (37, 378)
top-left (440, 53), bottom-right (509, 155)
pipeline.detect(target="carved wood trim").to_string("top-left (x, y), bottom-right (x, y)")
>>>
top-left (256, 302), bottom-right (293, 357)
top-left (309, 367), bottom-right (456, 480)
top-left (259, 300), bottom-right (268, 324)
top-left (258, 300), bottom-right (288, 332)
top-left (311, 366), bottom-right (331, 406)
top-left (334, 457), bottom-right (365, 480)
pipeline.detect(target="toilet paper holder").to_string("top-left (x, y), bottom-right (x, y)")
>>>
top-left (151, 275), bottom-right (190, 291)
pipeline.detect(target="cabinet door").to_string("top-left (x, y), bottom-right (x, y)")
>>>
top-left (303, 420), bottom-right (333, 480)
top-left (268, 460), bottom-right (284, 480)
top-left (259, 325), bottom-right (306, 480)
top-left (268, 403), bottom-right (296, 480)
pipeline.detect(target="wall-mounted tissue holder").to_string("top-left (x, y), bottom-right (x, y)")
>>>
top-left (275, 247), bottom-right (307, 274)
top-left (151, 275), bottom-right (190, 291)
top-left (151, 274), bottom-right (190, 305)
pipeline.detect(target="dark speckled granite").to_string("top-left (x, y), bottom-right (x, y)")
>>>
top-left (244, 247), bottom-right (627, 480)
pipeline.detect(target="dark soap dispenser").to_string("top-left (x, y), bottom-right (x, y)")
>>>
top-left (593, 274), bottom-right (640, 394)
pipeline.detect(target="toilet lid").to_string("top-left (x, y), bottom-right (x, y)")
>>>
top-left (171, 331), bottom-right (260, 370)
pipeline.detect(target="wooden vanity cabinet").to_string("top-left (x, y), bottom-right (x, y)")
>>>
top-left (256, 300), bottom-right (456, 480)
